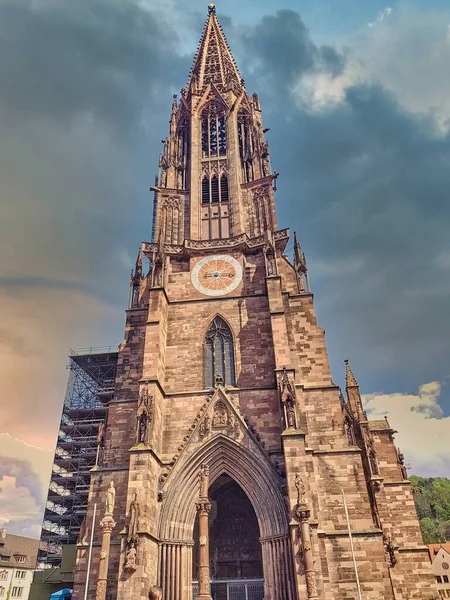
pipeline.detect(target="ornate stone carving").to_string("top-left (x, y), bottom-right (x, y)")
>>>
top-left (127, 494), bottom-right (140, 542)
top-left (199, 414), bottom-right (211, 439)
top-left (105, 481), bottom-right (116, 517)
top-left (161, 195), bottom-right (180, 210)
top-left (397, 447), bottom-right (409, 480)
top-left (305, 570), bottom-right (318, 597)
top-left (124, 541), bottom-right (137, 572)
top-left (95, 579), bottom-right (107, 600)
top-left (369, 450), bottom-right (379, 476)
top-left (383, 533), bottom-right (397, 567)
top-left (199, 463), bottom-right (210, 497)
top-left (295, 474), bottom-right (307, 506)
top-left (227, 411), bottom-right (239, 438)
top-left (279, 368), bottom-right (298, 430)
top-left (136, 386), bottom-right (154, 445)
top-left (265, 246), bottom-right (277, 276)
top-left (212, 400), bottom-right (227, 427)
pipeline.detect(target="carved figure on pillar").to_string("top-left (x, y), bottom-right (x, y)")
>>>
top-left (196, 463), bottom-right (212, 600)
top-left (136, 386), bottom-right (153, 445)
top-left (105, 481), bottom-right (116, 517)
top-left (295, 474), bottom-right (307, 506)
top-left (293, 486), bottom-right (318, 599)
top-left (96, 515), bottom-right (116, 600)
top-left (199, 463), bottom-right (210, 498)
top-left (265, 247), bottom-right (277, 276)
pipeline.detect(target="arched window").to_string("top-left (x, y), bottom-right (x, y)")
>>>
top-left (237, 110), bottom-right (254, 182)
top-left (201, 103), bottom-right (227, 158)
top-left (204, 317), bottom-right (235, 388)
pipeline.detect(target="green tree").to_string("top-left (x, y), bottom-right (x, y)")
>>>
top-left (410, 476), bottom-right (450, 544)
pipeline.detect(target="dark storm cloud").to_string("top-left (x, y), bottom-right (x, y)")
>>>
top-left (0, 0), bottom-right (187, 132)
top-left (232, 11), bottom-right (450, 393)
top-left (0, 0), bottom-right (191, 303)
top-left (239, 10), bottom-right (344, 99)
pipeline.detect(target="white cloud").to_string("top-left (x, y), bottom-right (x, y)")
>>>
top-left (0, 476), bottom-right (42, 539)
top-left (0, 434), bottom-right (53, 493)
top-left (368, 7), bottom-right (393, 28)
top-left (363, 381), bottom-right (450, 477)
top-left (294, 5), bottom-right (450, 126)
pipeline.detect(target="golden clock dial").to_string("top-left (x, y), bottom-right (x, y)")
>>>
top-left (191, 254), bottom-right (242, 297)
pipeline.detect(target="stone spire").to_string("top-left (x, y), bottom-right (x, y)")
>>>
top-left (187, 4), bottom-right (243, 93)
top-left (344, 357), bottom-right (358, 387)
top-left (344, 358), bottom-right (366, 420)
top-left (294, 232), bottom-right (309, 292)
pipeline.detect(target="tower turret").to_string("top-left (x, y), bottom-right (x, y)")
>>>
top-left (153, 5), bottom-right (278, 244)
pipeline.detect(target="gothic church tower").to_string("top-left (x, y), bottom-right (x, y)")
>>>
top-left (73, 6), bottom-right (437, 600)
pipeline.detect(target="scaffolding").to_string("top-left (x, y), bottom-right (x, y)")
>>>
top-left (37, 347), bottom-right (118, 568)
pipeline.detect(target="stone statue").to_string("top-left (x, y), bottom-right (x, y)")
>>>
top-left (295, 474), bottom-right (306, 505)
top-left (124, 542), bottom-right (137, 571)
top-left (212, 401), bottom-right (227, 427)
top-left (286, 402), bottom-right (296, 429)
top-left (148, 585), bottom-right (163, 600)
top-left (105, 481), bottom-right (116, 516)
top-left (199, 463), bottom-right (210, 497)
top-left (199, 414), bottom-right (211, 440)
top-left (136, 386), bottom-right (153, 445)
top-left (383, 533), bottom-right (397, 567)
top-left (128, 494), bottom-right (140, 543)
top-left (369, 451), bottom-right (379, 475)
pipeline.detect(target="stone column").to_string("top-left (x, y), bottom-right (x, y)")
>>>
top-left (296, 504), bottom-right (318, 600)
top-left (196, 464), bottom-right (212, 600)
top-left (96, 515), bottom-right (116, 600)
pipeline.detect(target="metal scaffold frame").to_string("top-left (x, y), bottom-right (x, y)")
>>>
top-left (37, 347), bottom-right (118, 568)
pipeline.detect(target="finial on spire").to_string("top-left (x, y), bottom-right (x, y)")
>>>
top-left (344, 358), bottom-right (358, 388)
top-left (187, 3), bottom-right (242, 93)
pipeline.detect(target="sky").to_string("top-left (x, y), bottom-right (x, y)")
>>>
top-left (0, 0), bottom-right (449, 538)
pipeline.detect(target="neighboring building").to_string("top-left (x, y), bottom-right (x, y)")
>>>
top-left (0, 529), bottom-right (39, 600)
top-left (429, 544), bottom-right (450, 598)
top-left (43, 4), bottom-right (438, 600)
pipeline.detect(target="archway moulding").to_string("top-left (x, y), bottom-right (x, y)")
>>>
top-left (158, 393), bottom-right (289, 541)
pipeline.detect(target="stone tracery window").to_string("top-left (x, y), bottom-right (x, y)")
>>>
top-left (201, 103), bottom-right (227, 158)
top-left (176, 119), bottom-right (190, 189)
top-left (204, 317), bottom-right (235, 388)
top-left (201, 102), bottom-right (230, 239)
top-left (238, 110), bottom-right (254, 182)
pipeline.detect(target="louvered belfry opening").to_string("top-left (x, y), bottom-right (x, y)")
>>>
top-left (201, 102), bottom-right (230, 239)
top-left (204, 317), bottom-right (235, 388)
top-left (237, 109), bottom-right (254, 183)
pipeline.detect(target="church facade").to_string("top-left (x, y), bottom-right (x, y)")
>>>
top-left (72, 6), bottom-right (437, 600)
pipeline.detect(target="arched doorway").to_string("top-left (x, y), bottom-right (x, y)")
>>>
top-left (157, 434), bottom-right (296, 600)
top-left (192, 474), bottom-right (264, 599)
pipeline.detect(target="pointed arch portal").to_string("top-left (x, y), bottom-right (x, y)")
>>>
top-left (158, 436), bottom-right (297, 600)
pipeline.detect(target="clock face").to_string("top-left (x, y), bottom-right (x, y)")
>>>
top-left (191, 254), bottom-right (242, 297)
